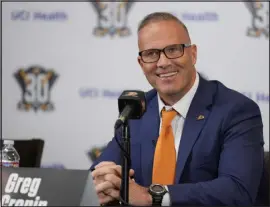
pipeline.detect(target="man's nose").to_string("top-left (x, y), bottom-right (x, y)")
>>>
top-left (156, 52), bottom-right (170, 68)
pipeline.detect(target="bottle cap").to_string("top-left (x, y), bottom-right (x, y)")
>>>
top-left (3, 140), bottom-right (14, 145)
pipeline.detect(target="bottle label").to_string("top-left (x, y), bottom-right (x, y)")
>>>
top-left (0, 161), bottom-right (19, 168)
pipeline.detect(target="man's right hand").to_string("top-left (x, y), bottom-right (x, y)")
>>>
top-left (91, 161), bottom-right (135, 205)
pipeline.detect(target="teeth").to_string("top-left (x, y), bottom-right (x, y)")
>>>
top-left (159, 72), bottom-right (177, 78)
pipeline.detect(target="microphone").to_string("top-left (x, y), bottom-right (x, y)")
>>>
top-left (114, 90), bottom-right (146, 129)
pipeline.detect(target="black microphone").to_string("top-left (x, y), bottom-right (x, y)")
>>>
top-left (114, 90), bottom-right (146, 129)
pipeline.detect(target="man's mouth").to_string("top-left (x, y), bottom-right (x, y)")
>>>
top-left (157, 71), bottom-right (178, 78)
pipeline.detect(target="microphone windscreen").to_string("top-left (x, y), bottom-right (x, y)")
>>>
top-left (118, 90), bottom-right (146, 120)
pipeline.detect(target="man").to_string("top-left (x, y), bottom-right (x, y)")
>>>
top-left (90, 12), bottom-right (265, 206)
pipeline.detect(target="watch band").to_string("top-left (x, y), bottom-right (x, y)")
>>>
top-left (149, 184), bottom-right (167, 206)
top-left (152, 196), bottom-right (163, 206)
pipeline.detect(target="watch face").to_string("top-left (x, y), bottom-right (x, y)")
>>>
top-left (151, 184), bottom-right (165, 194)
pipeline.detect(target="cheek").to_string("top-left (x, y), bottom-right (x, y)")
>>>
top-left (142, 64), bottom-right (156, 75)
top-left (176, 52), bottom-right (193, 67)
top-left (173, 53), bottom-right (192, 68)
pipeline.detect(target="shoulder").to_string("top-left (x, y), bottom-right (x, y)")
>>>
top-left (206, 79), bottom-right (262, 129)
top-left (205, 78), bottom-right (261, 113)
top-left (196, 74), bottom-right (261, 116)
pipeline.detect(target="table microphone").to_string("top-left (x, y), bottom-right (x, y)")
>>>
top-left (114, 90), bottom-right (146, 129)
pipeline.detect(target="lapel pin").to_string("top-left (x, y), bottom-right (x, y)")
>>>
top-left (197, 115), bottom-right (205, 120)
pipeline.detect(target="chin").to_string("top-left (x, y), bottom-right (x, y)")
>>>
top-left (158, 87), bottom-right (181, 97)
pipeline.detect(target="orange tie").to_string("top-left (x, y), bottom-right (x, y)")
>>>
top-left (152, 109), bottom-right (177, 185)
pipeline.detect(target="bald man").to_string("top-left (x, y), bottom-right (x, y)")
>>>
top-left (90, 12), bottom-right (265, 206)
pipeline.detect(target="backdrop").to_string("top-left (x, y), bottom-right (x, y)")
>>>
top-left (2, 1), bottom-right (269, 169)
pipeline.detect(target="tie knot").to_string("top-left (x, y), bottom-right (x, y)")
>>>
top-left (161, 109), bottom-right (177, 128)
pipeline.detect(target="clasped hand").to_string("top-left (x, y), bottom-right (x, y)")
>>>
top-left (91, 161), bottom-right (152, 206)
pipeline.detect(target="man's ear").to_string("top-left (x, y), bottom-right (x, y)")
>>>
top-left (138, 56), bottom-right (143, 67)
top-left (191, 44), bottom-right (197, 66)
top-left (138, 56), bottom-right (145, 74)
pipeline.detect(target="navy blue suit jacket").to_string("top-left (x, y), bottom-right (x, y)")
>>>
top-left (91, 76), bottom-right (265, 206)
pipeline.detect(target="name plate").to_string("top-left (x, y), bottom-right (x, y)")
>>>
top-left (1, 167), bottom-right (99, 206)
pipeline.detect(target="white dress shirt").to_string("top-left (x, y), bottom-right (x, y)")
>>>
top-left (156, 72), bottom-right (200, 206)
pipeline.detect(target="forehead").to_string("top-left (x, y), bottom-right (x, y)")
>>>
top-left (138, 20), bottom-right (190, 51)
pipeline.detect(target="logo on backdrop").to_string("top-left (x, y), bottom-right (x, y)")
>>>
top-left (241, 91), bottom-right (269, 104)
top-left (79, 87), bottom-right (123, 99)
top-left (11, 10), bottom-right (68, 21)
top-left (244, 1), bottom-right (269, 38)
top-left (180, 12), bottom-right (218, 21)
top-left (91, 1), bottom-right (134, 37)
top-left (87, 145), bottom-right (106, 162)
top-left (14, 66), bottom-right (58, 112)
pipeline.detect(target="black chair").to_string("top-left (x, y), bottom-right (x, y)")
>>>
top-left (1, 138), bottom-right (44, 168)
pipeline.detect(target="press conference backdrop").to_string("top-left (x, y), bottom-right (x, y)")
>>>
top-left (2, 2), bottom-right (269, 169)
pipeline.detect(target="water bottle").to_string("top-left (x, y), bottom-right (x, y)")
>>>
top-left (1, 140), bottom-right (20, 167)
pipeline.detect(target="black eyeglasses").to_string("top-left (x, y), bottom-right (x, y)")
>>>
top-left (138, 43), bottom-right (191, 63)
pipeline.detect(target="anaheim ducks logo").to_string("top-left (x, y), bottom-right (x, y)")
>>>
top-left (244, 1), bottom-right (269, 38)
top-left (87, 146), bottom-right (106, 162)
top-left (125, 91), bottom-right (138, 97)
top-left (14, 66), bottom-right (58, 112)
top-left (91, 1), bottom-right (134, 37)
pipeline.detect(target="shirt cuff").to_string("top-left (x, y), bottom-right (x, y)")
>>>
top-left (162, 185), bottom-right (171, 206)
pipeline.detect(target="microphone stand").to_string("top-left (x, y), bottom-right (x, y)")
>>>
top-left (120, 122), bottom-right (131, 206)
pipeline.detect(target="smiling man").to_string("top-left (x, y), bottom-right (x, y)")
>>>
top-left (90, 12), bottom-right (265, 206)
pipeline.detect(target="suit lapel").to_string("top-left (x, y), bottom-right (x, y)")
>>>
top-left (140, 93), bottom-right (160, 187)
top-left (175, 76), bottom-right (215, 183)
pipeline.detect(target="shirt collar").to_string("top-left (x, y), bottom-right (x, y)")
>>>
top-left (158, 72), bottom-right (200, 118)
